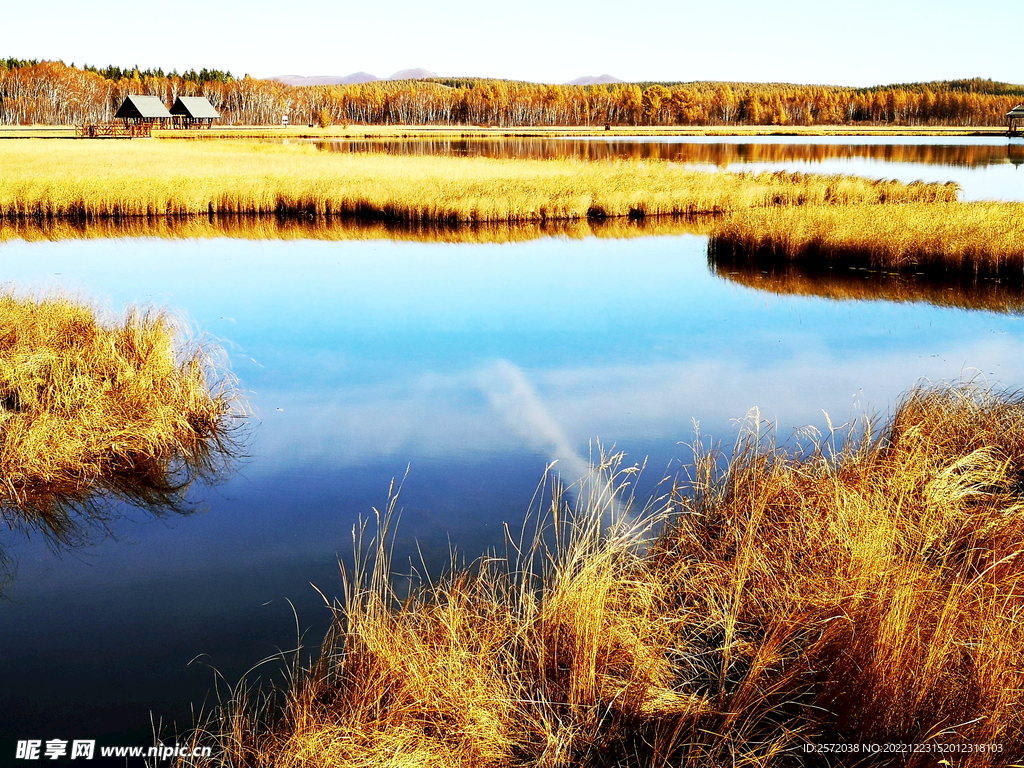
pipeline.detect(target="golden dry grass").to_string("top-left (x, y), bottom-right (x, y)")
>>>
top-left (709, 255), bottom-right (1024, 314)
top-left (709, 202), bottom-right (1024, 278)
top-left (0, 140), bottom-right (957, 223)
top-left (0, 291), bottom-right (238, 539)
top-left (176, 383), bottom-right (1024, 768)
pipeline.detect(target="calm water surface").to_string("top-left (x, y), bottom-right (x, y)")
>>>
top-left (1, 137), bottom-right (1022, 758)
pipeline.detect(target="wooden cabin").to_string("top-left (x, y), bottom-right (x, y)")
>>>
top-left (169, 96), bottom-right (220, 129)
top-left (1008, 105), bottom-right (1024, 136)
top-left (114, 95), bottom-right (172, 127)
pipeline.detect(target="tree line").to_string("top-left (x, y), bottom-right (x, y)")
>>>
top-left (0, 60), bottom-right (1020, 127)
top-left (80, 64), bottom-right (234, 85)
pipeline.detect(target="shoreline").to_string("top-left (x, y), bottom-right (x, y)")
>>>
top-left (0, 123), bottom-right (1015, 140)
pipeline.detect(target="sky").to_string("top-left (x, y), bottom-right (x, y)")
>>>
top-left (3, 0), bottom-right (1021, 87)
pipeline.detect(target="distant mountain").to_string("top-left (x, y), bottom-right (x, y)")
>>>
top-left (270, 72), bottom-right (379, 86)
top-left (272, 70), bottom-right (631, 87)
top-left (336, 71), bottom-right (381, 84)
top-left (566, 74), bottom-right (625, 86)
top-left (270, 69), bottom-right (440, 86)
top-left (389, 68), bottom-right (439, 80)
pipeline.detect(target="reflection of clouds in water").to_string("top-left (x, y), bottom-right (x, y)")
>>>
top-left (478, 360), bottom-right (628, 522)
top-left (250, 335), bottom-right (1024, 469)
top-left (479, 360), bottom-right (592, 485)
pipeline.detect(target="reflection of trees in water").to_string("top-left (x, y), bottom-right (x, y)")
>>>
top-left (709, 250), bottom-right (1024, 314)
top-left (315, 138), bottom-right (1024, 168)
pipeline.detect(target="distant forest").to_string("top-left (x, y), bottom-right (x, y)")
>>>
top-left (1, 59), bottom-right (1021, 127)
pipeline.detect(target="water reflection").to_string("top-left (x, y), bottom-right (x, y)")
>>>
top-left (7, 214), bottom-right (1024, 318)
top-left (0, 492), bottom-right (202, 601)
top-left (0, 450), bottom-right (238, 600)
top-left (709, 252), bottom-right (1024, 314)
top-left (0, 216), bottom-right (714, 245)
top-left (1, 430), bottom-right (241, 544)
top-left (0, 546), bottom-right (12, 598)
top-left (480, 360), bottom-right (632, 519)
top-left (313, 136), bottom-right (1024, 169)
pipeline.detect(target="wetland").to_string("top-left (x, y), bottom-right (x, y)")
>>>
top-left (1, 133), bottom-right (1023, 764)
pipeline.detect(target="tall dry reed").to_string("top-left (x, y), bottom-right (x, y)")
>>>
top-left (176, 383), bottom-right (1024, 768)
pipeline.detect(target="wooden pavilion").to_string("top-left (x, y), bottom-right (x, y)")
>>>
top-left (1008, 104), bottom-right (1024, 136)
top-left (75, 95), bottom-right (171, 137)
top-left (114, 95), bottom-right (173, 127)
top-left (169, 96), bottom-right (220, 129)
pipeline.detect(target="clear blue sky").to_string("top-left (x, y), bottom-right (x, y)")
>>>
top-left (3, 0), bottom-right (1020, 86)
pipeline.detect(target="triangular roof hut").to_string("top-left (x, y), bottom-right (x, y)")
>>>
top-left (114, 95), bottom-right (172, 122)
top-left (1008, 104), bottom-right (1024, 133)
top-left (170, 96), bottom-right (220, 120)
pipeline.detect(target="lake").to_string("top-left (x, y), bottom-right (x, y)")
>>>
top-left (1, 135), bottom-right (1022, 756)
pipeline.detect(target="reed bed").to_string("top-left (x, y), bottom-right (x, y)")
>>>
top-left (709, 254), bottom-right (1024, 314)
top-left (0, 291), bottom-right (238, 539)
top-left (709, 202), bottom-right (1024, 279)
top-left (0, 140), bottom-right (956, 224)
top-left (177, 383), bottom-right (1024, 767)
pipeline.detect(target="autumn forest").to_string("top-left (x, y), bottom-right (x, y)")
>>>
top-left (1, 59), bottom-right (1021, 127)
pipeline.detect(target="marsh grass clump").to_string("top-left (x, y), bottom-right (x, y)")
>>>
top-left (0, 292), bottom-right (238, 539)
top-left (177, 383), bottom-right (1024, 767)
top-left (650, 384), bottom-right (1024, 758)
top-left (709, 202), bottom-right (1024, 278)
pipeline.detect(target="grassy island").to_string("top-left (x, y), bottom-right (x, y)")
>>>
top-left (0, 292), bottom-right (236, 538)
top-left (0, 140), bottom-right (957, 223)
top-left (710, 202), bottom-right (1024, 279)
top-left (178, 383), bottom-right (1024, 768)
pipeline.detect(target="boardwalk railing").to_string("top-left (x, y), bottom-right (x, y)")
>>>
top-left (75, 122), bottom-right (153, 138)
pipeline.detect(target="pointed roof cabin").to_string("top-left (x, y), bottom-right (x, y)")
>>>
top-left (170, 96), bottom-right (220, 120)
top-left (1008, 104), bottom-right (1024, 134)
top-left (168, 96), bottom-right (220, 129)
top-left (114, 95), bottom-right (173, 123)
